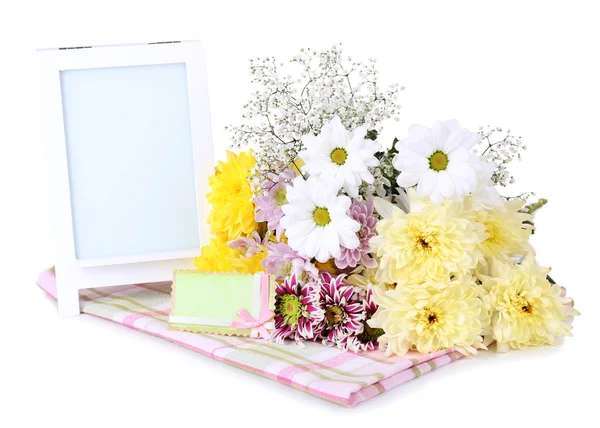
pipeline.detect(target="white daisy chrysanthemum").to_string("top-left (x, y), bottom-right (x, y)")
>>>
top-left (299, 116), bottom-right (382, 198)
top-left (394, 120), bottom-right (485, 204)
top-left (280, 176), bottom-right (360, 263)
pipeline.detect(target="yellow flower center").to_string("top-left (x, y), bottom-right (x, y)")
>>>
top-left (412, 228), bottom-right (437, 256)
top-left (330, 148), bottom-right (348, 166)
top-left (277, 294), bottom-right (303, 326)
top-left (484, 221), bottom-right (501, 244)
top-left (418, 236), bottom-right (432, 251)
top-left (521, 303), bottom-right (533, 314)
top-left (429, 151), bottom-right (449, 171)
top-left (276, 261), bottom-right (293, 279)
top-left (508, 292), bottom-right (535, 317)
top-left (313, 207), bottom-right (331, 226)
top-left (418, 307), bottom-right (441, 328)
top-left (274, 187), bottom-right (288, 206)
top-left (357, 314), bottom-right (385, 343)
top-left (325, 305), bottom-right (344, 325)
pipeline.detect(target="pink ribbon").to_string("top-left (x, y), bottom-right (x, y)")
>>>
top-left (231, 274), bottom-right (274, 340)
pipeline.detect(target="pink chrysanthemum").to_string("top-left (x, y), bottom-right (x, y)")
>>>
top-left (255, 168), bottom-right (295, 238)
top-left (340, 285), bottom-right (383, 352)
top-left (261, 242), bottom-right (319, 282)
top-left (335, 198), bottom-right (378, 269)
top-left (317, 273), bottom-right (365, 345)
top-left (272, 274), bottom-right (324, 346)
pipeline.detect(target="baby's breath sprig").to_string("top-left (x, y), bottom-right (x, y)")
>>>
top-left (476, 126), bottom-right (527, 187)
top-left (228, 44), bottom-right (403, 190)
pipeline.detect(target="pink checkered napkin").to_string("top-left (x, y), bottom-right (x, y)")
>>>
top-left (36, 269), bottom-right (463, 406)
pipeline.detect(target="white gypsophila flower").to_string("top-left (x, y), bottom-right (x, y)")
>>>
top-left (228, 45), bottom-right (402, 190)
top-left (394, 120), bottom-right (485, 204)
top-left (299, 117), bottom-right (382, 198)
top-left (476, 126), bottom-right (527, 187)
top-left (280, 176), bottom-right (360, 263)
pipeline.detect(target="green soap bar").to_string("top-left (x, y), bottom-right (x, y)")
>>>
top-left (169, 270), bottom-right (272, 336)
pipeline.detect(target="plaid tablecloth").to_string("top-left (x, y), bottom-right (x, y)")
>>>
top-left (36, 269), bottom-right (463, 406)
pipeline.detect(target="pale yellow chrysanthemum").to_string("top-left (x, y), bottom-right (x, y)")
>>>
top-left (370, 200), bottom-right (486, 284)
top-left (194, 237), bottom-right (265, 274)
top-left (345, 266), bottom-right (379, 289)
top-left (207, 150), bottom-right (257, 241)
top-left (369, 278), bottom-right (489, 356)
top-left (479, 256), bottom-right (579, 352)
top-left (472, 198), bottom-right (533, 259)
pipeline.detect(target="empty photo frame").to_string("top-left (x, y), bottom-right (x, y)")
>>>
top-left (38, 41), bottom-right (214, 316)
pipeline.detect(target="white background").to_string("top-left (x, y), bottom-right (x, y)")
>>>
top-left (1, 1), bottom-right (599, 427)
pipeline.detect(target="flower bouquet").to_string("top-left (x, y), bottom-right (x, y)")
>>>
top-left (194, 45), bottom-right (578, 357)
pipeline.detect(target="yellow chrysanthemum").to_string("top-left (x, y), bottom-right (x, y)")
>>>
top-left (473, 198), bottom-right (533, 259)
top-left (369, 278), bottom-right (489, 356)
top-left (207, 150), bottom-right (257, 241)
top-left (230, 248), bottom-right (267, 274)
top-left (478, 256), bottom-right (579, 352)
top-left (370, 201), bottom-right (485, 284)
top-left (194, 237), bottom-right (266, 274)
top-left (194, 237), bottom-right (237, 272)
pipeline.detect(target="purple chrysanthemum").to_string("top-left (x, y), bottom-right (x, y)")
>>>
top-left (339, 285), bottom-right (383, 352)
top-left (272, 274), bottom-right (324, 346)
top-left (317, 273), bottom-right (365, 345)
top-left (255, 168), bottom-right (295, 238)
top-left (335, 198), bottom-right (378, 269)
top-left (261, 242), bottom-right (318, 282)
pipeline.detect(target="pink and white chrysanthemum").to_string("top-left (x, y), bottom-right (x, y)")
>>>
top-left (254, 168), bottom-right (295, 238)
top-left (339, 285), bottom-right (383, 352)
top-left (228, 231), bottom-right (267, 257)
top-left (317, 273), bottom-right (365, 345)
top-left (272, 274), bottom-right (324, 346)
top-left (262, 242), bottom-right (318, 282)
top-left (335, 198), bottom-right (378, 269)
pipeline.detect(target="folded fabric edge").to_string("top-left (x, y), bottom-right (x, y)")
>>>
top-left (35, 270), bottom-right (353, 405)
top-left (35, 269), bottom-right (463, 407)
top-left (347, 349), bottom-right (464, 406)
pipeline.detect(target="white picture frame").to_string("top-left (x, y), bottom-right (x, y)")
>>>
top-left (38, 41), bottom-right (214, 316)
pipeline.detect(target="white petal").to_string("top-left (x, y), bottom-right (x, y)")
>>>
top-left (431, 120), bottom-right (449, 150)
top-left (374, 196), bottom-right (404, 218)
top-left (335, 195), bottom-right (352, 212)
top-left (407, 124), bottom-right (431, 140)
top-left (321, 226), bottom-right (340, 261)
top-left (304, 227), bottom-right (324, 259)
top-left (444, 128), bottom-right (470, 152)
top-left (395, 188), bottom-right (410, 214)
top-left (437, 171), bottom-right (455, 198)
top-left (448, 148), bottom-right (469, 162)
top-left (349, 125), bottom-right (367, 141)
top-left (429, 189), bottom-right (445, 204)
top-left (337, 225), bottom-right (360, 250)
top-left (443, 119), bottom-right (461, 134)
top-left (397, 170), bottom-right (421, 187)
top-left (417, 170), bottom-right (438, 195)
top-left (394, 151), bottom-right (429, 172)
